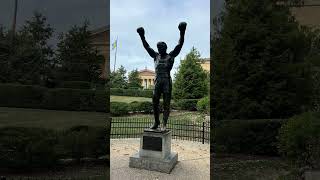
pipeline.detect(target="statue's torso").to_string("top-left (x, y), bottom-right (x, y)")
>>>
top-left (154, 54), bottom-right (174, 78)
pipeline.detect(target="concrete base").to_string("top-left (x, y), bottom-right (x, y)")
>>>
top-left (129, 130), bottom-right (178, 173)
top-left (305, 170), bottom-right (320, 180)
top-left (129, 152), bottom-right (178, 173)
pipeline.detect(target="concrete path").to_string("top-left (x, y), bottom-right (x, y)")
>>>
top-left (110, 138), bottom-right (210, 180)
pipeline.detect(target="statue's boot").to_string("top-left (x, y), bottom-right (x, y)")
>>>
top-left (150, 120), bottom-right (160, 129)
top-left (162, 119), bottom-right (167, 131)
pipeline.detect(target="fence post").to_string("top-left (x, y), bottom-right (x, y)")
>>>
top-left (202, 122), bottom-right (205, 144)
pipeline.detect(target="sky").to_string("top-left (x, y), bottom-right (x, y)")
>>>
top-left (110, 0), bottom-right (210, 77)
top-left (0, 0), bottom-right (109, 46)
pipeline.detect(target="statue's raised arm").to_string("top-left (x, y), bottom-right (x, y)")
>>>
top-left (169, 22), bottom-right (187, 57)
top-left (137, 27), bottom-right (157, 58)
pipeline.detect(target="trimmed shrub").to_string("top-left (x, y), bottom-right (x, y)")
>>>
top-left (59, 126), bottom-right (108, 162)
top-left (110, 88), bottom-right (153, 97)
top-left (43, 88), bottom-right (95, 111)
top-left (278, 112), bottom-right (320, 168)
top-left (129, 101), bottom-right (140, 112)
top-left (0, 83), bottom-right (108, 112)
top-left (0, 126), bottom-right (108, 169)
top-left (214, 119), bottom-right (285, 156)
top-left (197, 96), bottom-right (209, 113)
top-left (94, 89), bottom-right (109, 112)
top-left (0, 127), bottom-right (59, 169)
top-left (173, 99), bottom-right (199, 111)
top-left (138, 101), bottom-right (153, 114)
top-left (110, 102), bottom-right (129, 116)
top-left (0, 83), bottom-right (46, 109)
top-left (58, 81), bottom-right (91, 89)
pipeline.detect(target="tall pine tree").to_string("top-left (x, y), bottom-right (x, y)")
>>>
top-left (56, 22), bottom-right (103, 84)
top-left (212, 0), bottom-right (313, 120)
top-left (128, 69), bottom-right (142, 89)
top-left (173, 47), bottom-right (208, 99)
top-left (110, 65), bottom-right (128, 88)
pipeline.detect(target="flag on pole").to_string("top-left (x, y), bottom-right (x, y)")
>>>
top-left (112, 39), bottom-right (117, 50)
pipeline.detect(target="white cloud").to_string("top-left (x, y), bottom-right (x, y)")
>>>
top-left (110, 0), bottom-right (210, 77)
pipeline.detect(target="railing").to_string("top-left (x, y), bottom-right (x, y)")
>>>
top-left (110, 117), bottom-right (210, 144)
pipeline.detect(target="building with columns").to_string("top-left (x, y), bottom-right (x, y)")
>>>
top-left (200, 58), bottom-right (210, 72)
top-left (137, 58), bottom-right (210, 89)
top-left (90, 26), bottom-right (110, 80)
top-left (138, 68), bottom-right (155, 89)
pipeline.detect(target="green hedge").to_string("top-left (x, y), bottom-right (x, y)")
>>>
top-left (110, 99), bottom-right (200, 116)
top-left (0, 83), bottom-right (108, 112)
top-left (172, 99), bottom-right (199, 111)
top-left (0, 83), bottom-right (46, 108)
top-left (0, 126), bottom-right (108, 169)
top-left (110, 88), bottom-right (153, 97)
top-left (213, 119), bottom-right (286, 156)
top-left (110, 102), bottom-right (130, 116)
top-left (197, 96), bottom-right (209, 113)
top-left (58, 81), bottom-right (91, 89)
top-left (0, 127), bottom-right (59, 169)
top-left (110, 101), bottom-right (167, 116)
top-left (279, 112), bottom-right (320, 168)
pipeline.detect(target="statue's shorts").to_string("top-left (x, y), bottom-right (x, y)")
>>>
top-left (153, 77), bottom-right (172, 95)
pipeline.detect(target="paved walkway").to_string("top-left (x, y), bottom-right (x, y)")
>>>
top-left (110, 138), bottom-right (210, 180)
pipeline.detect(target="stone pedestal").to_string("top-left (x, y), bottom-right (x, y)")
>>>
top-left (129, 130), bottom-right (178, 173)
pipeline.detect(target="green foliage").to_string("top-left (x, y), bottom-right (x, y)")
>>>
top-left (94, 89), bottom-right (109, 113)
top-left (60, 126), bottom-right (107, 162)
top-left (128, 69), bottom-right (143, 89)
top-left (111, 101), bottom-right (165, 116)
top-left (137, 101), bottom-right (153, 114)
top-left (212, 0), bottom-right (313, 120)
top-left (1, 12), bottom-right (54, 85)
top-left (110, 102), bottom-right (129, 116)
top-left (0, 127), bottom-right (59, 169)
top-left (0, 126), bottom-right (108, 169)
top-left (0, 83), bottom-right (46, 108)
top-left (110, 88), bottom-right (153, 98)
top-left (59, 81), bottom-right (91, 89)
top-left (56, 21), bottom-right (103, 83)
top-left (197, 96), bottom-right (209, 113)
top-left (214, 119), bottom-right (285, 156)
top-left (110, 65), bottom-right (128, 88)
top-left (0, 83), bottom-right (107, 112)
top-left (173, 47), bottom-right (208, 99)
top-left (278, 112), bottom-right (320, 168)
top-left (173, 99), bottom-right (199, 111)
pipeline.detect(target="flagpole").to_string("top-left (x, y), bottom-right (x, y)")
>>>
top-left (113, 37), bottom-right (118, 72)
top-left (11, 0), bottom-right (18, 45)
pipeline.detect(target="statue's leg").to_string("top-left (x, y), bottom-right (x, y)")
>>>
top-left (150, 79), bottom-right (161, 129)
top-left (162, 78), bottom-right (172, 130)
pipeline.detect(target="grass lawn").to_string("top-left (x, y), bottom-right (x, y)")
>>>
top-left (114, 111), bottom-right (206, 123)
top-left (2, 165), bottom-right (109, 180)
top-left (110, 95), bottom-right (152, 103)
top-left (212, 154), bottom-right (298, 180)
top-left (0, 107), bottom-right (109, 129)
top-left (0, 107), bottom-right (110, 179)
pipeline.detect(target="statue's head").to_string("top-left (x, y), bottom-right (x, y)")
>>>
top-left (157, 41), bottom-right (167, 55)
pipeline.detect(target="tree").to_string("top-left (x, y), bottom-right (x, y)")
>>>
top-left (212, 0), bottom-right (313, 120)
top-left (173, 47), bottom-right (208, 99)
top-left (128, 69), bottom-right (142, 89)
top-left (3, 12), bottom-right (54, 84)
top-left (110, 65), bottom-right (128, 88)
top-left (0, 26), bottom-right (10, 83)
top-left (56, 21), bottom-right (103, 84)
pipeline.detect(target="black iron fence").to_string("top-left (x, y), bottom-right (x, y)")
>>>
top-left (110, 117), bottom-right (210, 144)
